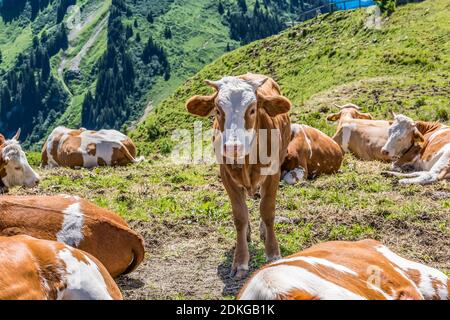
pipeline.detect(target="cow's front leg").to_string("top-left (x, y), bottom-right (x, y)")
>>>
top-left (221, 168), bottom-right (250, 279)
top-left (260, 173), bottom-right (281, 262)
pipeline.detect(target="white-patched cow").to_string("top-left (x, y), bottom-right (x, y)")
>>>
top-left (381, 113), bottom-right (450, 185)
top-left (0, 129), bottom-right (40, 193)
top-left (0, 235), bottom-right (122, 300)
top-left (186, 74), bottom-right (291, 279)
top-left (0, 195), bottom-right (145, 278)
top-left (327, 104), bottom-right (392, 161)
top-left (239, 240), bottom-right (449, 300)
top-left (281, 124), bottom-right (344, 184)
top-left (42, 126), bottom-right (144, 168)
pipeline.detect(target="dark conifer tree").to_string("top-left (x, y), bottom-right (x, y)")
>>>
top-left (218, 1), bottom-right (225, 15)
top-left (163, 26), bottom-right (172, 39)
top-left (237, 0), bottom-right (248, 13)
top-left (147, 11), bottom-right (154, 23)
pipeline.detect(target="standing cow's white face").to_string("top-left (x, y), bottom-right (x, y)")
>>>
top-left (186, 76), bottom-right (292, 161)
top-left (212, 77), bottom-right (264, 159)
top-left (1, 131), bottom-right (40, 189)
top-left (381, 114), bottom-right (424, 159)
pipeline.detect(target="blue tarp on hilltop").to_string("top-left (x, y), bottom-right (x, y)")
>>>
top-left (330, 0), bottom-right (375, 9)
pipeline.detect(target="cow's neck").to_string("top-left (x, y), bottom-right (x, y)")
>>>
top-left (416, 121), bottom-right (443, 136)
top-left (394, 144), bottom-right (422, 168)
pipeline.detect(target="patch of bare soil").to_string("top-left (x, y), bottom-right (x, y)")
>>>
top-left (116, 220), bottom-right (250, 300)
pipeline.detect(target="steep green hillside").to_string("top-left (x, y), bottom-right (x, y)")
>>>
top-left (134, 0), bottom-right (450, 155)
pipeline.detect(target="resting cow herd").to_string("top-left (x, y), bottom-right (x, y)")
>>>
top-left (0, 73), bottom-right (448, 300)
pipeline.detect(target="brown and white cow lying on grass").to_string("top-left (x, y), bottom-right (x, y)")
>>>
top-left (0, 195), bottom-right (145, 278)
top-left (281, 124), bottom-right (343, 184)
top-left (42, 126), bottom-right (144, 168)
top-left (381, 113), bottom-right (450, 185)
top-left (0, 129), bottom-right (40, 193)
top-left (0, 235), bottom-right (122, 300)
top-left (186, 74), bottom-right (291, 279)
top-left (327, 104), bottom-right (392, 162)
top-left (238, 240), bottom-right (449, 300)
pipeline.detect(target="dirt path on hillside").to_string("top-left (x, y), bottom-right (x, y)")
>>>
top-left (68, 4), bottom-right (103, 42)
top-left (58, 12), bottom-right (108, 88)
top-left (69, 14), bottom-right (108, 72)
top-left (129, 100), bottom-right (154, 131)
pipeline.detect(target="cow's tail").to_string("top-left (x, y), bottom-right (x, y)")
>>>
top-left (120, 143), bottom-right (145, 164)
top-left (123, 231), bottom-right (146, 275)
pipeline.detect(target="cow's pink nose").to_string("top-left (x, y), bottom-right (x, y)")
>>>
top-left (224, 143), bottom-right (243, 156)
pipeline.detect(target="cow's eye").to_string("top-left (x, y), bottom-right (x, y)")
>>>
top-left (15, 167), bottom-right (21, 171)
top-left (250, 108), bottom-right (256, 115)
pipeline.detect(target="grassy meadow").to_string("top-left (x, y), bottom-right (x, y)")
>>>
top-left (16, 151), bottom-right (450, 299)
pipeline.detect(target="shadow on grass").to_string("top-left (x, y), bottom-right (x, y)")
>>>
top-left (217, 241), bottom-right (289, 298)
top-left (116, 275), bottom-right (146, 292)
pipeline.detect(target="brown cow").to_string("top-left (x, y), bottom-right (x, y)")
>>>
top-left (0, 129), bottom-right (40, 193)
top-left (281, 124), bottom-right (343, 184)
top-left (238, 240), bottom-right (449, 300)
top-left (0, 195), bottom-right (145, 278)
top-left (186, 74), bottom-right (291, 279)
top-left (0, 235), bottom-right (122, 300)
top-left (381, 113), bottom-right (450, 184)
top-left (42, 126), bottom-right (144, 168)
top-left (327, 104), bottom-right (391, 161)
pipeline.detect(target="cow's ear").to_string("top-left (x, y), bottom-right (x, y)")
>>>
top-left (186, 95), bottom-right (216, 117)
top-left (327, 112), bottom-right (342, 122)
top-left (0, 134), bottom-right (5, 146)
top-left (356, 111), bottom-right (373, 120)
top-left (413, 128), bottom-right (425, 145)
top-left (259, 94), bottom-right (291, 117)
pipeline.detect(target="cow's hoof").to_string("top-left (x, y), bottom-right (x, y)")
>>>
top-left (230, 267), bottom-right (249, 280)
top-left (381, 171), bottom-right (395, 177)
top-left (266, 255), bottom-right (282, 263)
top-left (0, 187), bottom-right (9, 194)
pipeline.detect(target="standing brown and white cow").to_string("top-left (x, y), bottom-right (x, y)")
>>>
top-left (381, 113), bottom-right (450, 185)
top-left (0, 195), bottom-right (145, 278)
top-left (281, 124), bottom-right (344, 184)
top-left (42, 126), bottom-right (144, 168)
top-left (0, 129), bottom-right (40, 193)
top-left (239, 240), bottom-right (449, 300)
top-left (327, 104), bottom-right (392, 162)
top-left (186, 74), bottom-right (291, 279)
top-left (0, 235), bottom-right (122, 300)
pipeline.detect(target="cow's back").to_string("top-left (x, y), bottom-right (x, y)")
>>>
top-left (284, 125), bottom-right (343, 178)
top-left (42, 127), bottom-right (138, 168)
top-left (0, 195), bottom-right (145, 277)
top-left (335, 120), bottom-right (391, 161)
top-left (420, 126), bottom-right (450, 170)
top-left (0, 235), bottom-right (122, 300)
top-left (239, 240), bottom-right (449, 300)
top-left (42, 127), bottom-right (84, 168)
